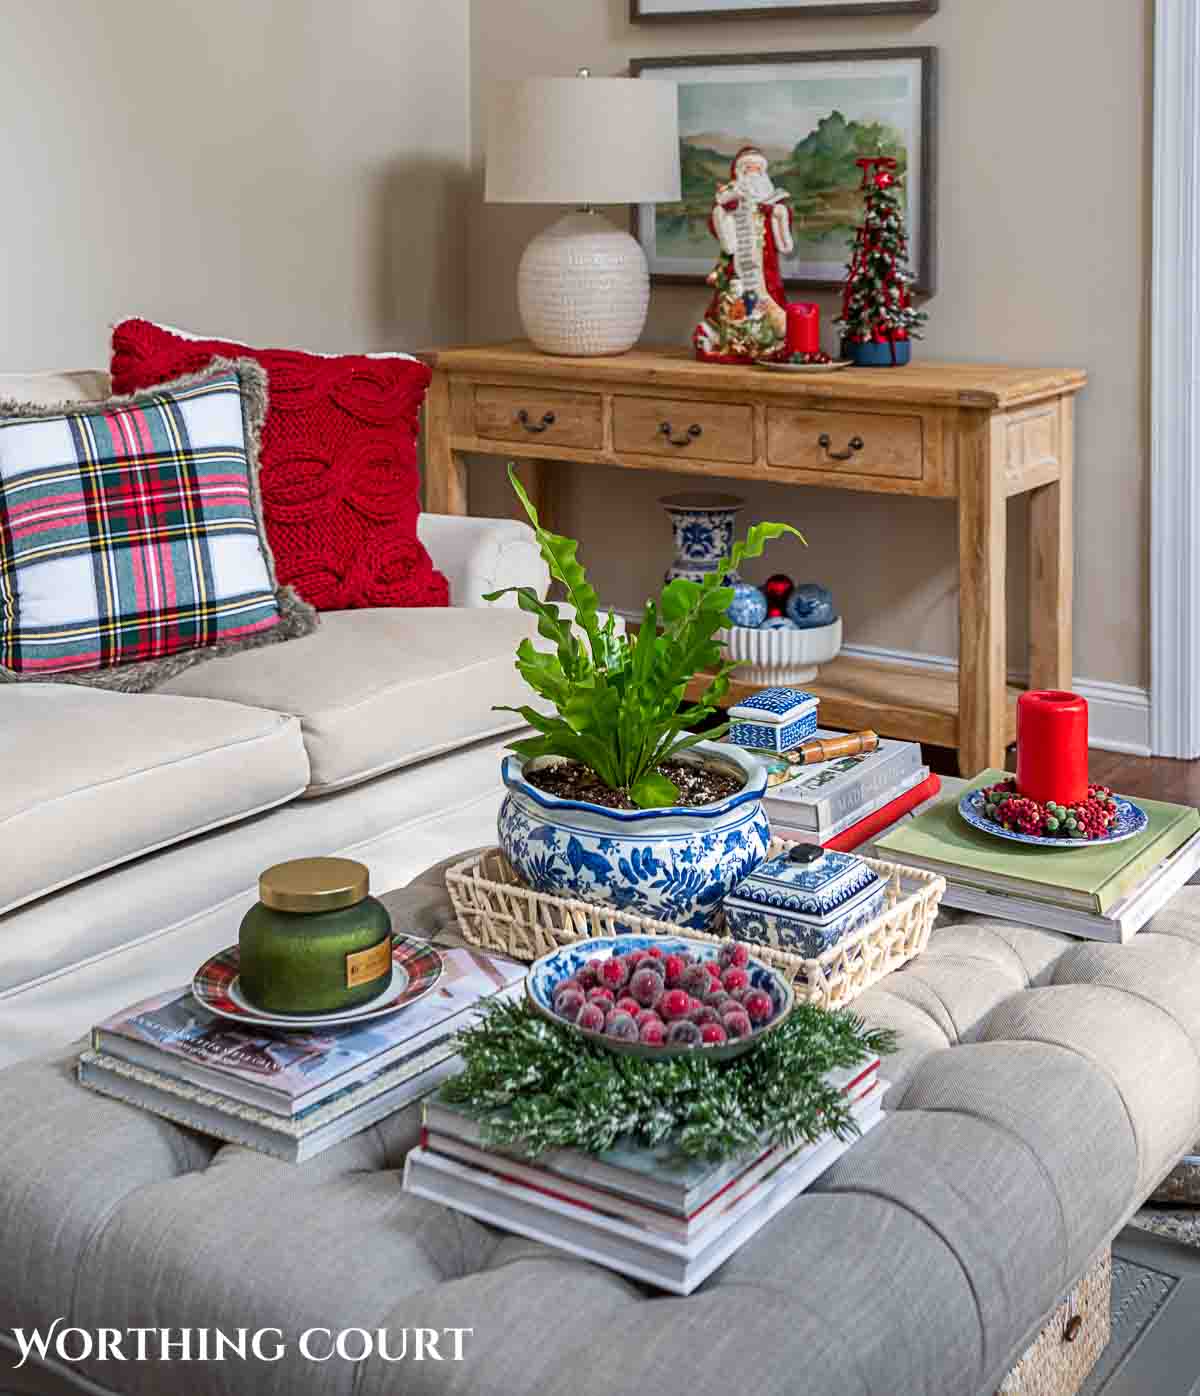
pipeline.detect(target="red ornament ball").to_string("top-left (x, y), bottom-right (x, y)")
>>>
top-left (874, 171), bottom-right (895, 189)
top-left (763, 573), bottom-right (794, 618)
top-left (701, 1023), bottom-right (728, 1046)
top-left (660, 989), bottom-right (691, 1021)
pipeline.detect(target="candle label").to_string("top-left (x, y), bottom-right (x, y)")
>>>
top-left (346, 937), bottom-right (392, 989)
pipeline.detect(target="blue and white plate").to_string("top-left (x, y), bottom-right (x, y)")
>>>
top-left (526, 935), bottom-right (793, 1062)
top-left (958, 789), bottom-right (1149, 849)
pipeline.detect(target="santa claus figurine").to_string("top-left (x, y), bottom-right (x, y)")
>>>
top-left (694, 146), bottom-right (796, 364)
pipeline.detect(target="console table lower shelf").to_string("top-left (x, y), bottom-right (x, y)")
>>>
top-left (687, 652), bottom-right (1022, 754)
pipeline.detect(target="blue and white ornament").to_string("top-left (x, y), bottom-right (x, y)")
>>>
top-left (760, 616), bottom-right (797, 631)
top-left (786, 583), bottom-right (837, 630)
top-left (727, 583), bottom-right (768, 628)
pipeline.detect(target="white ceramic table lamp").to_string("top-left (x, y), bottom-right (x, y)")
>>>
top-left (486, 72), bottom-right (681, 357)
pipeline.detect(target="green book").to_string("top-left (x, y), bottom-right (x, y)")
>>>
top-left (876, 769), bottom-right (1200, 914)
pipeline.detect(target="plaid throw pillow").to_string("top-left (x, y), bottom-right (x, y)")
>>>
top-left (0, 359), bottom-right (317, 689)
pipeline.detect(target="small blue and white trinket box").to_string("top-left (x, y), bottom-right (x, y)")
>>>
top-left (727, 687), bottom-right (819, 753)
top-left (723, 844), bottom-right (888, 958)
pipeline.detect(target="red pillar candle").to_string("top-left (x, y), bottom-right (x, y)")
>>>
top-left (1015, 690), bottom-right (1089, 807)
top-left (785, 303), bottom-right (820, 357)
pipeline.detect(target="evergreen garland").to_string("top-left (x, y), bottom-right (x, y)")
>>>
top-left (442, 998), bottom-right (896, 1163)
top-left (836, 155), bottom-right (927, 350)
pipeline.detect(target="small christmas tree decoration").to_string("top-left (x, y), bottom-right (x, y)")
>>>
top-left (837, 157), bottom-right (927, 367)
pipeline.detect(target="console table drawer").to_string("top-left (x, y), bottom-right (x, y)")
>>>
top-left (767, 409), bottom-right (924, 479)
top-left (613, 396), bottom-right (754, 463)
top-left (473, 387), bottom-right (603, 449)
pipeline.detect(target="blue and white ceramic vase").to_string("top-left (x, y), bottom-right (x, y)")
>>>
top-left (661, 492), bottom-right (744, 584)
top-left (497, 743), bottom-right (770, 932)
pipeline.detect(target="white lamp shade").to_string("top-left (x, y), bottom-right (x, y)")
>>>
top-left (486, 77), bottom-right (681, 206)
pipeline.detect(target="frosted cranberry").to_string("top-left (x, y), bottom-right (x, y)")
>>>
top-left (635, 1008), bottom-right (663, 1030)
top-left (553, 987), bottom-right (587, 1023)
top-left (666, 1020), bottom-right (702, 1046)
top-left (629, 968), bottom-right (664, 1008)
top-left (639, 1019), bottom-right (667, 1046)
top-left (701, 1023), bottom-right (728, 1045)
top-left (586, 987), bottom-right (615, 1010)
top-left (597, 958), bottom-right (630, 991)
top-left (682, 965), bottom-right (712, 998)
top-left (605, 1011), bottom-right (639, 1041)
top-left (705, 961), bottom-right (723, 979)
top-left (722, 1009), bottom-right (753, 1039)
top-left (690, 1005), bottom-right (721, 1027)
top-left (663, 954), bottom-right (687, 988)
top-left (644, 946), bottom-right (665, 960)
top-left (660, 989), bottom-right (691, 1021)
top-left (722, 967), bottom-right (750, 994)
top-left (743, 989), bottom-right (774, 1024)
top-left (577, 1003), bottom-right (606, 1032)
top-left (575, 965), bottom-right (599, 991)
top-left (615, 996), bottom-right (641, 1018)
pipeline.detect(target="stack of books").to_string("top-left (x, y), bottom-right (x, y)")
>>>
top-left (874, 769), bottom-right (1200, 942)
top-left (750, 729), bottom-right (938, 850)
top-left (78, 946), bottom-right (525, 1162)
top-left (404, 1059), bottom-right (883, 1294)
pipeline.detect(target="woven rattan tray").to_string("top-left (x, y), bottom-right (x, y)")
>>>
top-left (445, 838), bottom-right (945, 1011)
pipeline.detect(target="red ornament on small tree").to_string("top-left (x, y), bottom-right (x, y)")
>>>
top-left (836, 157), bottom-right (926, 367)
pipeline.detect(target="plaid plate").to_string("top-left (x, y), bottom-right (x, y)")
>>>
top-left (0, 369), bottom-right (280, 673)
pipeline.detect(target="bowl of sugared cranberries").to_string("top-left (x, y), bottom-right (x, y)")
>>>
top-left (526, 935), bottom-right (793, 1061)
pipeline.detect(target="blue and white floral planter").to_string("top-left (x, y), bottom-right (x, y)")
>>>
top-left (497, 744), bottom-right (770, 932)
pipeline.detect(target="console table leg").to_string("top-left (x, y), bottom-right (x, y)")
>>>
top-left (958, 421), bottom-right (1008, 777)
top-left (423, 370), bottom-right (468, 515)
top-left (511, 458), bottom-right (555, 533)
top-left (1028, 399), bottom-right (1074, 693)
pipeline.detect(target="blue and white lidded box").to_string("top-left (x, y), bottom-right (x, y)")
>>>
top-left (723, 843), bottom-right (888, 958)
top-left (727, 688), bottom-right (819, 753)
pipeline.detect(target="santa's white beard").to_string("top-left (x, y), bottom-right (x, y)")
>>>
top-left (737, 172), bottom-right (775, 202)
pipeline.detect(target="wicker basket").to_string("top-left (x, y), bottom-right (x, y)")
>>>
top-left (997, 1249), bottom-right (1111, 1396)
top-left (445, 837), bottom-right (944, 1011)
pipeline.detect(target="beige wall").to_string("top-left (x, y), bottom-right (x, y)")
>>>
top-left (0, 0), bottom-right (471, 367)
top-left (467, 0), bottom-right (1152, 691)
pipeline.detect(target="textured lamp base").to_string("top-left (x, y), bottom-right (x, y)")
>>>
top-left (517, 210), bottom-right (650, 357)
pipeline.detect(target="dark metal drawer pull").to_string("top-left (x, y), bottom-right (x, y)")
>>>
top-left (660, 422), bottom-right (703, 447)
top-left (818, 432), bottom-right (864, 462)
top-left (518, 410), bottom-right (556, 433)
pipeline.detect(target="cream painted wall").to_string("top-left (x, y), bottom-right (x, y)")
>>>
top-left (467, 0), bottom-right (1152, 691)
top-left (0, 0), bottom-right (471, 367)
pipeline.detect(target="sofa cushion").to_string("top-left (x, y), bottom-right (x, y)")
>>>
top-left (0, 685), bottom-right (309, 916)
top-left (157, 607), bottom-right (538, 795)
top-left (0, 368), bottom-right (110, 406)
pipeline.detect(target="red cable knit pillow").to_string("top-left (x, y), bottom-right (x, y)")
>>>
top-left (110, 319), bottom-right (448, 612)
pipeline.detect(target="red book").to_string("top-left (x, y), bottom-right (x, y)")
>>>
top-left (822, 773), bottom-right (942, 852)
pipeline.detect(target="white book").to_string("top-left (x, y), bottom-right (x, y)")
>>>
top-left (771, 766), bottom-right (930, 844)
top-left (933, 829), bottom-right (1200, 944)
top-left (757, 731), bottom-right (924, 834)
top-left (404, 1085), bottom-right (884, 1295)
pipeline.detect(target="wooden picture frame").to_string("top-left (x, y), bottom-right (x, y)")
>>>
top-left (631, 0), bottom-right (938, 20)
top-left (630, 47), bottom-right (938, 295)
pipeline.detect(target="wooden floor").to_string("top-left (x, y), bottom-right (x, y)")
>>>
top-left (924, 745), bottom-right (1200, 805)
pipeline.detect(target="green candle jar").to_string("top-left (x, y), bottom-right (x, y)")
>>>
top-left (238, 858), bottom-right (393, 1015)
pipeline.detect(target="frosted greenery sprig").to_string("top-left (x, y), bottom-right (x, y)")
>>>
top-left (441, 998), bottom-right (895, 1163)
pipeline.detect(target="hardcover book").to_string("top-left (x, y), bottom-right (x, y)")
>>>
top-left (756, 731), bottom-right (925, 834)
top-left (404, 1085), bottom-right (885, 1295)
top-left (421, 1058), bottom-right (877, 1218)
top-left (875, 770), bottom-right (1200, 915)
top-left (92, 946), bottom-right (525, 1117)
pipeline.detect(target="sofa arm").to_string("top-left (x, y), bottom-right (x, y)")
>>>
top-left (417, 514), bottom-right (550, 608)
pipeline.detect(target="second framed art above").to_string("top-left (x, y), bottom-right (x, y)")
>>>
top-left (632, 1), bottom-right (938, 19)
top-left (631, 47), bottom-right (937, 294)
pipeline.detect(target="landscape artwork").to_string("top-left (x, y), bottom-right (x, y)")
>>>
top-left (631, 0), bottom-right (937, 17)
top-left (632, 51), bottom-right (935, 292)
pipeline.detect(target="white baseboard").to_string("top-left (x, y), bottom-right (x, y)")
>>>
top-left (608, 607), bottom-right (1153, 757)
top-left (841, 642), bottom-right (1152, 757)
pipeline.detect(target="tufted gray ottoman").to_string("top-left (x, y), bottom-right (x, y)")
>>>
top-left (4, 877), bottom-right (1200, 1396)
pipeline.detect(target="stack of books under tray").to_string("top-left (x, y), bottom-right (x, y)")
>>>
top-left (753, 729), bottom-right (939, 850)
top-left (873, 768), bottom-right (1200, 942)
top-left (403, 1058), bottom-right (883, 1295)
top-left (78, 947), bottom-right (525, 1163)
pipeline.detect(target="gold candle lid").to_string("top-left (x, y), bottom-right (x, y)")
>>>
top-left (259, 857), bottom-right (369, 913)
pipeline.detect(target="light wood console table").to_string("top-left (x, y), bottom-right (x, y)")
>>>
top-left (420, 341), bottom-right (1086, 776)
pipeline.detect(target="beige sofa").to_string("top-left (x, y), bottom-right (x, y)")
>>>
top-left (0, 369), bottom-right (549, 1068)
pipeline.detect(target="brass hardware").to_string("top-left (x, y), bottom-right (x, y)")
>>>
top-left (259, 857), bottom-right (370, 913)
top-left (660, 422), bottom-right (703, 447)
top-left (818, 432), bottom-right (865, 462)
top-left (1063, 1315), bottom-right (1084, 1344)
top-left (518, 410), bottom-right (556, 433)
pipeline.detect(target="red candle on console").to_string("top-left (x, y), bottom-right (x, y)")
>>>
top-left (1015, 690), bottom-right (1089, 807)
top-left (785, 303), bottom-right (820, 356)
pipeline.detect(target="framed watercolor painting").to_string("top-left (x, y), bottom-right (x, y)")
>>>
top-left (630, 48), bottom-right (937, 294)
top-left (631, 0), bottom-right (937, 16)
